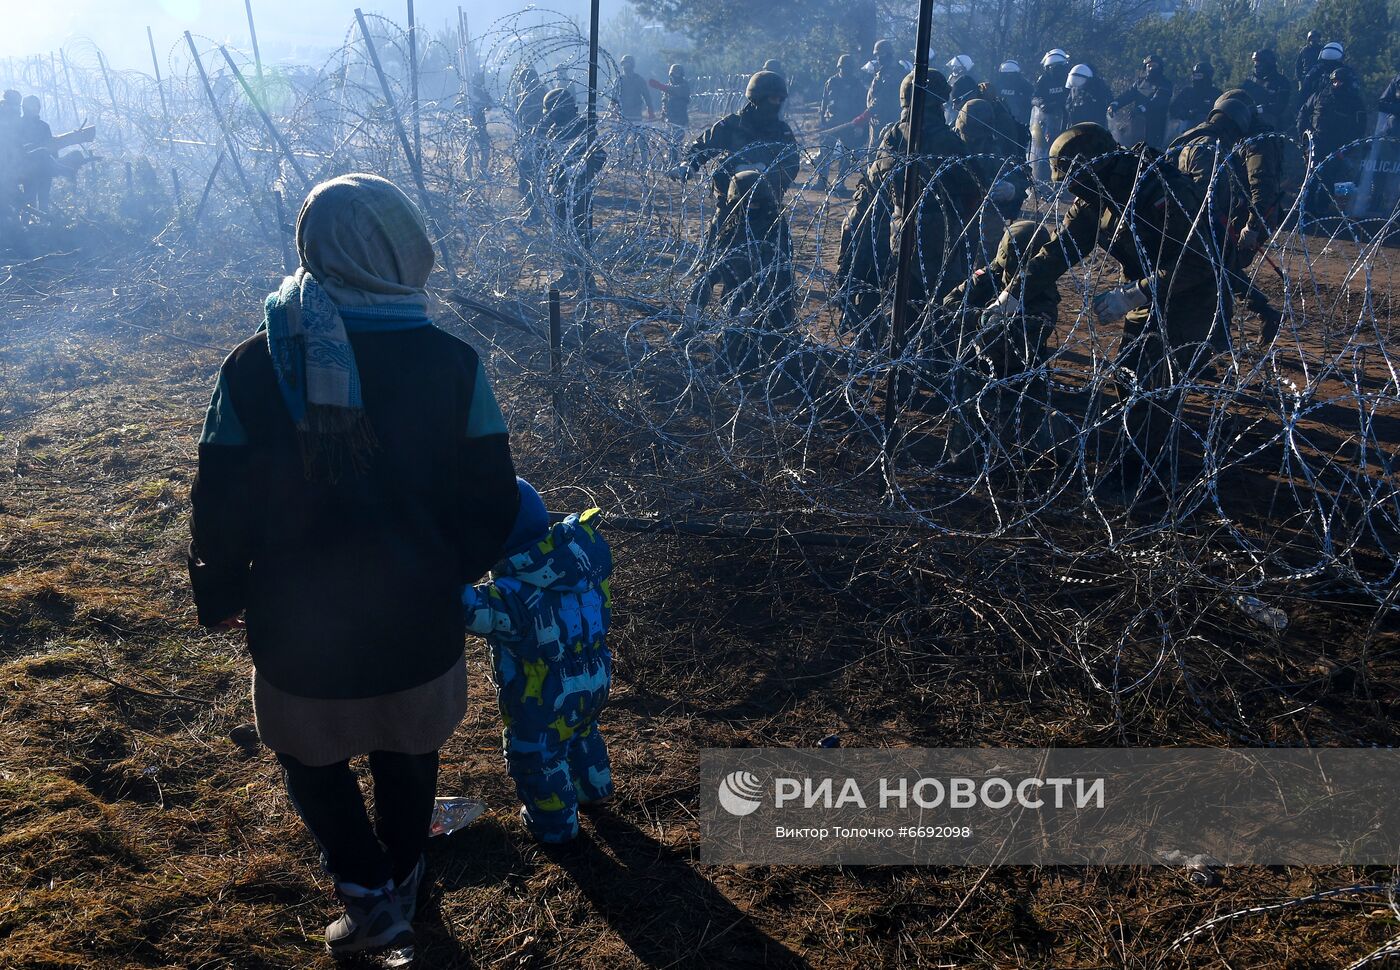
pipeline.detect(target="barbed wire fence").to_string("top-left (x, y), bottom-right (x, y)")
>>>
top-left (3, 5), bottom-right (1399, 956)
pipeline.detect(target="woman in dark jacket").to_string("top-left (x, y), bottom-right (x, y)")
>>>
top-left (189, 173), bottom-right (518, 958)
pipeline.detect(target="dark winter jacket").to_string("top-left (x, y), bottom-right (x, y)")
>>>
top-left (1113, 71), bottom-right (1175, 147)
top-left (950, 74), bottom-right (980, 113)
top-left (1298, 75), bottom-right (1368, 156)
top-left (1378, 75), bottom-right (1400, 133)
top-left (994, 72), bottom-right (1034, 126)
top-left (1066, 76), bottom-right (1113, 127)
top-left (1294, 42), bottom-right (1323, 86)
top-left (189, 313), bottom-right (519, 699)
top-left (1033, 64), bottom-right (1070, 130)
top-left (1170, 79), bottom-right (1222, 126)
top-left (1242, 68), bottom-right (1292, 130)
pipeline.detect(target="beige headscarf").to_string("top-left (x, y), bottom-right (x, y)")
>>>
top-left (294, 172), bottom-right (435, 311)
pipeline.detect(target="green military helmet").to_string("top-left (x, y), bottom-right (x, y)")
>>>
top-left (542, 86), bottom-right (577, 117)
top-left (874, 39), bottom-right (896, 59)
top-left (727, 167), bottom-right (778, 209)
top-left (900, 69), bottom-right (951, 111)
top-left (954, 98), bottom-right (999, 146)
top-left (838, 53), bottom-right (854, 71)
top-left (1209, 92), bottom-right (1254, 136)
top-left (763, 58), bottom-right (784, 75)
top-left (746, 70), bottom-right (788, 103)
top-left (994, 219), bottom-right (1053, 281)
top-left (1048, 122), bottom-right (1118, 183)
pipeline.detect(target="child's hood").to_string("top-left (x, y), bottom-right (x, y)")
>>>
top-left (493, 507), bottom-right (612, 592)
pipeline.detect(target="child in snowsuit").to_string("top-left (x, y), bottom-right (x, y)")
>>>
top-left (462, 478), bottom-right (614, 843)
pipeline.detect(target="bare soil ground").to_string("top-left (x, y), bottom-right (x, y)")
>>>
top-left (2, 176), bottom-right (1399, 970)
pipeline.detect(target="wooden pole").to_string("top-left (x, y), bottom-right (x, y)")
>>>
top-left (184, 32), bottom-right (267, 233)
top-left (407, 0), bottom-right (421, 166)
top-left (881, 0), bottom-right (935, 489)
top-left (586, 0), bottom-right (600, 248)
top-left (457, 6), bottom-right (468, 91)
top-left (219, 45), bottom-right (310, 189)
top-left (243, 0), bottom-right (265, 91)
top-left (354, 8), bottom-right (455, 277)
top-left (96, 49), bottom-right (123, 148)
top-left (147, 27), bottom-right (172, 140)
top-left (192, 152), bottom-right (226, 230)
top-left (548, 288), bottom-right (563, 433)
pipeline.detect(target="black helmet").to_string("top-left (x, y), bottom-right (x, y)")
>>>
top-left (669, 63), bottom-right (685, 80)
top-left (763, 58), bottom-right (784, 75)
top-left (900, 69), bottom-right (951, 111)
top-left (1192, 61), bottom-right (1213, 79)
top-left (874, 39), bottom-right (895, 59)
top-left (746, 70), bottom-right (788, 102)
top-left (1209, 93), bottom-right (1253, 135)
top-left (1253, 49), bottom-right (1277, 67)
top-left (1049, 122), bottom-right (1118, 183)
top-left (1307, 30), bottom-right (1321, 44)
top-left (620, 54), bottom-right (636, 70)
top-left (838, 53), bottom-right (854, 71)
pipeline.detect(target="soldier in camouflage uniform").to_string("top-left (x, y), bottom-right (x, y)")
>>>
top-left (1170, 89), bottom-right (1285, 339)
top-left (989, 123), bottom-right (1223, 504)
top-left (866, 40), bottom-right (905, 149)
top-left (942, 219), bottom-right (1061, 465)
top-left (463, 481), bottom-right (614, 845)
top-left (837, 70), bottom-right (978, 349)
top-left (677, 70), bottom-right (800, 311)
top-left (512, 64), bottom-right (548, 223)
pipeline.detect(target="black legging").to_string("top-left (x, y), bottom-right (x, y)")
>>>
top-left (278, 750), bottom-right (438, 889)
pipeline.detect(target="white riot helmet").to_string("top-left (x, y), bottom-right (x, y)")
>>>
top-left (999, 60), bottom-right (1020, 74)
top-left (1067, 63), bottom-right (1093, 89)
top-left (947, 54), bottom-right (973, 77)
top-left (1319, 42), bottom-right (1344, 62)
top-left (1042, 49), bottom-right (1069, 68)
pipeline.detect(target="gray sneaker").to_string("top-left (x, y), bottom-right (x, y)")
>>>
top-left (396, 856), bottom-right (426, 924)
top-left (325, 882), bottom-right (413, 957)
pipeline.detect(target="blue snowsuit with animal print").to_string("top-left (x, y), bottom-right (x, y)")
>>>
top-left (462, 508), bottom-right (613, 842)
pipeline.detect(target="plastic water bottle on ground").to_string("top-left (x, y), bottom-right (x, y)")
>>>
top-left (429, 797), bottom-right (486, 837)
top-left (1233, 595), bottom-right (1289, 631)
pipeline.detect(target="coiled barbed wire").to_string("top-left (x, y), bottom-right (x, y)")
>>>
top-left (2, 9), bottom-right (1397, 719)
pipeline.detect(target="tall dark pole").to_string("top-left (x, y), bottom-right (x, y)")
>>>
top-left (407, 0), bottom-right (422, 166)
top-left (243, 0), bottom-right (265, 91)
top-left (881, 0), bottom-right (935, 488)
top-left (586, 0), bottom-right (600, 249)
